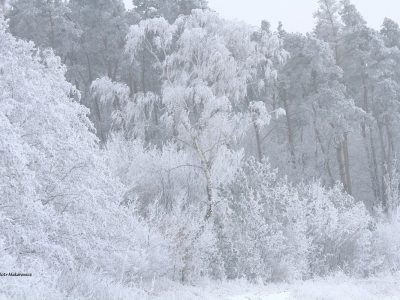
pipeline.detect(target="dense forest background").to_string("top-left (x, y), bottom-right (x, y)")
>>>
top-left (1, 0), bottom-right (400, 299)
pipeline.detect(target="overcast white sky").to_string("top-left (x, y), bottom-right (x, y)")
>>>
top-left (124, 0), bottom-right (400, 33)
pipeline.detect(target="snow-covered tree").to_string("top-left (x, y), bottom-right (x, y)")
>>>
top-left (7, 0), bottom-right (80, 59)
top-left (0, 17), bottom-right (171, 297)
top-left (124, 10), bottom-right (286, 224)
top-left (271, 31), bottom-right (359, 193)
top-left (133, 0), bottom-right (208, 22)
top-left (337, 1), bottom-right (400, 211)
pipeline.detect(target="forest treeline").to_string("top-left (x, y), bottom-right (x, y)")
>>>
top-left (1, 0), bottom-right (400, 298)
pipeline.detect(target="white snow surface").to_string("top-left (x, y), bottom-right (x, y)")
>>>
top-left (145, 275), bottom-right (400, 300)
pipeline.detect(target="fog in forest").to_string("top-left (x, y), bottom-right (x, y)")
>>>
top-left (1, 0), bottom-right (400, 299)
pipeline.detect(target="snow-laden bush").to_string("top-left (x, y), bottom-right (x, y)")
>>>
top-left (217, 158), bottom-right (309, 282)
top-left (370, 220), bottom-right (400, 274)
top-left (300, 183), bottom-right (373, 277)
top-left (369, 202), bottom-right (400, 275)
top-left (217, 158), bottom-right (372, 281)
top-left (105, 136), bottom-right (377, 283)
top-left (105, 136), bottom-right (223, 282)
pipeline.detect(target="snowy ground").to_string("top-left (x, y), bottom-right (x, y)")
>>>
top-left (146, 274), bottom-right (400, 300)
top-left (2, 274), bottom-right (400, 299)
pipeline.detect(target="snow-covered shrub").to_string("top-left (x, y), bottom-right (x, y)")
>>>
top-left (366, 162), bottom-right (400, 274)
top-left (151, 204), bottom-right (221, 282)
top-left (105, 137), bottom-right (205, 212)
top-left (217, 158), bottom-right (309, 282)
top-left (370, 220), bottom-right (400, 273)
top-left (300, 183), bottom-right (373, 277)
top-left (369, 196), bottom-right (400, 275)
top-left (217, 158), bottom-right (373, 281)
top-left (105, 137), bottom-right (223, 282)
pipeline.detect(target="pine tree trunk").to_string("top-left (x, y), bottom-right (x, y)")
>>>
top-left (336, 142), bottom-right (349, 193)
top-left (369, 126), bottom-right (383, 208)
top-left (361, 74), bottom-right (381, 208)
top-left (343, 133), bottom-right (352, 195)
top-left (281, 87), bottom-right (296, 166)
top-left (254, 123), bottom-right (263, 162)
top-left (378, 123), bottom-right (389, 213)
top-left (313, 111), bottom-right (334, 186)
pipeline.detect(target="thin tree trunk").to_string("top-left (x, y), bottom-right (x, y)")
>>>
top-left (336, 142), bottom-right (349, 193)
top-left (141, 52), bottom-right (147, 93)
top-left (281, 87), bottom-right (296, 166)
top-left (369, 126), bottom-right (384, 210)
top-left (254, 123), bottom-right (263, 162)
top-left (343, 133), bottom-right (352, 195)
top-left (47, 0), bottom-right (55, 50)
top-left (385, 121), bottom-right (395, 172)
top-left (312, 104), bottom-right (334, 186)
top-left (378, 123), bottom-right (388, 165)
top-left (181, 138), bottom-right (214, 282)
top-left (361, 74), bottom-right (380, 208)
top-left (192, 137), bottom-right (215, 231)
top-left (378, 123), bottom-right (389, 212)
top-left (362, 123), bottom-right (379, 205)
